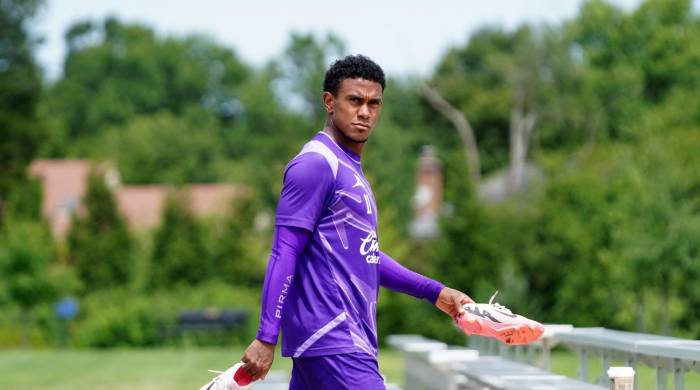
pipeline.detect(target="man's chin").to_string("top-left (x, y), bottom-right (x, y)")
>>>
top-left (338, 128), bottom-right (370, 144)
top-left (337, 129), bottom-right (371, 144)
top-left (349, 130), bottom-right (371, 144)
top-left (350, 137), bottom-right (369, 144)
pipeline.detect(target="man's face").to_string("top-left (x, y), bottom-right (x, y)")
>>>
top-left (323, 78), bottom-right (383, 144)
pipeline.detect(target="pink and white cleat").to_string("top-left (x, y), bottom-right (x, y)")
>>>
top-left (199, 362), bottom-right (256, 390)
top-left (456, 291), bottom-right (544, 345)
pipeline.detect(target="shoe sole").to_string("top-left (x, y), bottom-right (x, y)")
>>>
top-left (458, 316), bottom-right (544, 345)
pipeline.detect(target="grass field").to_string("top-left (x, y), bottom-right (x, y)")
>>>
top-left (1, 346), bottom-right (698, 389)
top-left (0, 347), bottom-right (403, 389)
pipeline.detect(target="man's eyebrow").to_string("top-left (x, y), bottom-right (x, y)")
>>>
top-left (346, 93), bottom-right (382, 101)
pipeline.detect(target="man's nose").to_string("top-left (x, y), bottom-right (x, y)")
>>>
top-left (358, 103), bottom-right (370, 118)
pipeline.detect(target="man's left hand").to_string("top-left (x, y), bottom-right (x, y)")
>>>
top-left (435, 287), bottom-right (474, 319)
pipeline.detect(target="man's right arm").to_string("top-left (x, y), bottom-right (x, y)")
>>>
top-left (255, 151), bottom-right (333, 343)
top-left (240, 225), bottom-right (310, 380)
top-left (255, 225), bottom-right (310, 344)
top-left (241, 151), bottom-right (333, 380)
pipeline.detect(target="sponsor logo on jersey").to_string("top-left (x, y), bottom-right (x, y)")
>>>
top-left (275, 275), bottom-right (294, 318)
top-left (360, 230), bottom-right (380, 264)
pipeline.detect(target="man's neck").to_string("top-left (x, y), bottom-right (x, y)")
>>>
top-left (323, 117), bottom-right (364, 156)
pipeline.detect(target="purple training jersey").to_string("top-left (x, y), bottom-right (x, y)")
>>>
top-left (256, 131), bottom-right (444, 359)
top-left (275, 132), bottom-right (382, 358)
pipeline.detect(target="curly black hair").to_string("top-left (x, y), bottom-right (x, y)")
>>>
top-left (323, 55), bottom-right (386, 95)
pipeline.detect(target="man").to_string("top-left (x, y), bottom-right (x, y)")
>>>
top-left (241, 55), bottom-right (473, 389)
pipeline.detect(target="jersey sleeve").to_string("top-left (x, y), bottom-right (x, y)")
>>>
top-left (274, 152), bottom-right (335, 231)
top-left (256, 225), bottom-right (311, 344)
top-left (379, 251), bottom-right (445, 304)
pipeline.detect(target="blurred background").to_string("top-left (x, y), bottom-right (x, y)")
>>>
top-left (2, 0), bottom-right (700, 388)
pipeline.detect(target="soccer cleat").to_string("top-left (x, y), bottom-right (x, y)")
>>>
top-left (455, 291), bottom-right (544, 345)
top-left (199, 362), bottom-right (256, 390)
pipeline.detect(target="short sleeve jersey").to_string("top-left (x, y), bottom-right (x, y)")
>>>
top-left (276, 132), bottom-right (381, 358)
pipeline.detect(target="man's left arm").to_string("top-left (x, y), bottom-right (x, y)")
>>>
top-left (378, 251), bottom-right (474, 318)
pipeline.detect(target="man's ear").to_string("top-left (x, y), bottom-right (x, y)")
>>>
top-left (322, 91), bottom-right (334, 114)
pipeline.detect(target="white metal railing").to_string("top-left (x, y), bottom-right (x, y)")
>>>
top-left (468, 325), bottom-right (700, 390)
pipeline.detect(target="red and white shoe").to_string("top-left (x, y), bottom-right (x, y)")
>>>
top-left (456, 291), bottom-right (544, 345)
top-left (199, 362), bottom-right (256, 390)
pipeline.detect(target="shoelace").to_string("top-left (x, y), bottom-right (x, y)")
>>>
top-left (204, 370), bottom-right (224, 388)
top-left (487, 290), bottom-right (513, 314)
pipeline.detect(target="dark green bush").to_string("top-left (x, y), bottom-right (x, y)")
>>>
top-left (70, 282), bottom-right (260, 348)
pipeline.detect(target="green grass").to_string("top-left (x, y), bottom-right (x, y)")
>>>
top-left (0, 347), bottom-right (405, 390)
top-left (1, 347), bottom-right (697, 389)
top-left (0, 348), bottom-right (273, 390)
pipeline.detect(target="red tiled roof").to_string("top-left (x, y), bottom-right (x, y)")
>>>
top-left (115, 185), bottom-right (170, 230)
top-left (186, 184), bottom-right (247, 216)
top-left (29, 160), bottom-right (92, 237)
top-left (29, 159), bottom-right (248, 237)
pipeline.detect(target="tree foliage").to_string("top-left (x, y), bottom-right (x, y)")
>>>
top-left (41, 17), bottom-right (250, 156)
top-left (93, 110), bottom-right (225, 185)
top-left (150, 193), bottom-right (209, 288)
top-left (208, 196), bottom-right (266, 288)
top-left (67, 170), bottom-right (133, 290)
top-left (273, 32), bottom-right (346, 122)
top-left (0, 0), bottom-right (44, 222)
top-left (423, 0), bottom-right (700, 338)
top-left (0, 219), bottom-right (55, 309)
top-left (4, 0), bottom-right (700, 347)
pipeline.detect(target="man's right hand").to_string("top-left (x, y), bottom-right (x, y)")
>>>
top-left (240, 339), bottom-right (276, 381)
top-left (435, 286), bottom-right (474, 319)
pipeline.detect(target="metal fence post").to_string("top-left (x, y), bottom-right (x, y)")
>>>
top-left (599, 349), bottom-right (611, 386)
top-left (672, 358), bottom-right (684, 390)
top-left (540, 337), bottom-right (552, 371)
top-left (579, 347), bottom-right (589, 382)
top-left (657, 361), bottom-right (668, 390)
top-left (626, 353), bottom-right (639, 390)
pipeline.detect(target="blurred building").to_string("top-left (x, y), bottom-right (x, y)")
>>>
top-left (478, 163), bottom-right (544, 203)
top-left (410, 146), bottom-right (443, 240)
top-left (29, 159), bottom-right (247, 238)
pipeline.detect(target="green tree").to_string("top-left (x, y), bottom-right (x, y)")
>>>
top-left (431, 24), bottom-right (604, 174)
top-left (219, 64), bottom-right (311, 207)
top-left (150, 193), bottom-right (209, 288)
top-left (432, 149), bottom-right (500, 300)
top-left (219, 33), bottom-right (347, 208)
top-left (0, 219), bottom-right (56, 345)
top-left (614, 127), bottom-right (700, 335)
top-left (0, 0), bottom-right (44, 223)
top-left (42, 17), bottom-right (249, 155)
top-left (273, 32), bottom-right (346, 122)
top-left (93, 110), bottom-right (226, 185)
top-left (68, 170), bottom-right (133, 290)
top-left (209, 195), bottom-right (266, 287)
top-left (417, 0), bottom-right (700, 338)
top-left (566, 0), bottom-right (700, 140)
top-left (363, 78), bottom-right (430, 232)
